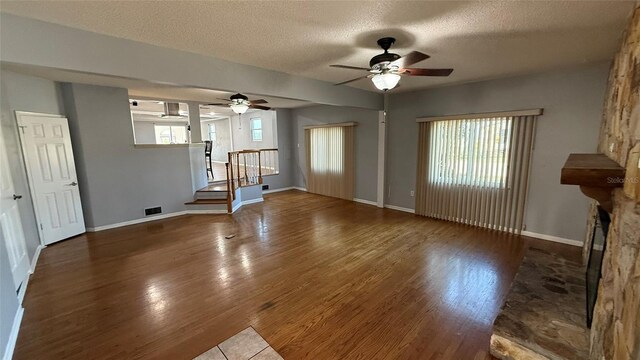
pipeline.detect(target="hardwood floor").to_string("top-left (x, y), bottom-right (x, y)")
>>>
top-left (14, 190), bottom-right (580, 360)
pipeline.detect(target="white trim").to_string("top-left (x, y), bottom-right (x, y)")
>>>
top-left (86, 211), bottom-right (187, 232)
top-left (29, 245), bottom-right (44, 274)
top-left (186, 209), bottom-right (227, 214)
top-left (417, 109), bottom-right (543, 122)
top-left (384, 205), bottom-right (416, 214)
top-left (521, 230), bottom-right (583, 247)
top-left (3, 307), bottom-right (24, 360)
top-left (354, 198), bottom-right (377, 206)
top-left (293, 187), bottom-right (307, 192)
top-left (303, 122), bottom-right (357, 130)
top-left (232, 201), bottom-right (242, 213)
top-left (133, 144), bottom-right (190, 149)
top-left (17, 275), bottom-right (29, 305)
top-left (262, 186), bottom-right (294, 194)
top-left (242, 198), bottom-right (264, 206)
top-left (14, 111), bottom-right (65, 120)
top-left (17, 245), bottom-right (45, 303)
top-left (377, 108), bottom-right (386, 208)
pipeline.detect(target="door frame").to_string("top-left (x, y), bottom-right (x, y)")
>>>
top-left (15, 111), bottom-right (68, 247)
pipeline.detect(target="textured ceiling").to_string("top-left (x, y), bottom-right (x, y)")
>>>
top-left (0, 1), bottom-right (635, 92)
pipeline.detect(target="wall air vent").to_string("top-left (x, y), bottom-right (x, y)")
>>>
top-left (144, 206), bottom-right (162, 216)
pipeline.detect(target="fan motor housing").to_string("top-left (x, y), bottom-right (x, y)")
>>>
top-left (230, 93), bottom-right (249, 101)
top-left (370, 52), bottom-right (401, 68)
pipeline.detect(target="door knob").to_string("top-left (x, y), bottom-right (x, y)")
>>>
top-left (13, 194), bottom-right (22, 200)
top-left (67, 182), bottom-right (78, 186)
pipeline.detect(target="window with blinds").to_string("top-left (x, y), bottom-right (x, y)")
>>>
top-left (305, 123), bottom-right (355, 200)
top-left (415, 110), bottom-right (540, 234)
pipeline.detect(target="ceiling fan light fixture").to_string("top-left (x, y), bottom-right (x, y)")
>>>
top-left (230, 102), bottom-right (249, 114)
top-left (372, 72), bottom-right (401, 91)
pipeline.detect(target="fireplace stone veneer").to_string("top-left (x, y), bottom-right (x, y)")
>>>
top-left (490, 248), bottom-right (588, 360)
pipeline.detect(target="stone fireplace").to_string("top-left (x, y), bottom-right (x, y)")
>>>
top-left (491, 5), bottom-right (639, 359)
top-left (588, 5), bottom-right (640, 359)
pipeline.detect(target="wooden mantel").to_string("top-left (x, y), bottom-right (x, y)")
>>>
top-left (561, 153), bottom-right (626, 212)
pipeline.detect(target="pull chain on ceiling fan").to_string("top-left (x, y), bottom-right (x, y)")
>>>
top-left (330, 37), bottom-right (454, 91)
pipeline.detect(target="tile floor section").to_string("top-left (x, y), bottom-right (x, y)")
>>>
top-left (194, 327), bottom-right (284, 360)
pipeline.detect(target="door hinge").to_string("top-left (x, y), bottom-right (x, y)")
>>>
top-left (18, 125), bottom-right (27, 133)
top-left (40, 223), bottom-right (43, 230)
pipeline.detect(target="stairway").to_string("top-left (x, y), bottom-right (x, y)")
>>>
top-left (185, 182), bottom-right (229, 213)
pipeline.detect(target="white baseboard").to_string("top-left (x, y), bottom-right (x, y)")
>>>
top-left (29, 245), bottom-right (44, 274)
top-left (384, 204), bottom-right (416, 214)
top-left (3, 306), bottom-right (24, 360)
top-left (262, 187), bottom-right (294, 194)
top-left (86, 211), bottom-right (187, 232)
top-left (186, 209), bottom-right (227, 214)
top-left (242, 198), bottom-right (264, 206)
top-left (17, 244), bottom-right (45, 304)
top-left (354, 198), bottom-right (377, 206)
top-left (521, 230), bottom-right (583, 247)
top-left (293, 187), bottom-right (307, 192)
top-left (229, 197), bottom-right (264, 214)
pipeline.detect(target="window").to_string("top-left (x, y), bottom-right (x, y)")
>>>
top-left (429, 118), bottom-right (511, 188)
top-left (415, 110), bottom-right (540, 234)
top-left (208, 123), bottom-right (217, 143)
top-left (305, 124), bottom-right (355, 200)
top-left (154, 125), bottom-right (187, 144)
top-left (251, 118), bottom-right (262, 141)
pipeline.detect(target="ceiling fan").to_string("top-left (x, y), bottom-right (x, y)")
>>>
top-left (207, 93), bottom-right (271, 114)
top-left (330, 37), bottom-right (453, 91)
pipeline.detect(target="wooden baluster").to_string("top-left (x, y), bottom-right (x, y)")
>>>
top-left (258, 151), bottom-right (263, 184)
top-left (236, 153), bottom-right (241, 187)
top-left (228, 152), bottom-right (236, 200)
top-left (225, 163), bottom-right (232, 212)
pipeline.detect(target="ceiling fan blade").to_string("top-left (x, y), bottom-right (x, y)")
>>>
top-left (250, 99), bottom-right (268, 104)
top-left (250, 104), bottom-right (271, 110)
top-left (390, 51), bottom-right (430, 68)
top-left (401, 68), bottom-right (454, 76)
top-left (334, 75), bottom-right (369, 86)
top-left (330, 64), bottom-right (371, 71)
top-left (216, 97), bottom-right (232, 102)
top-left (207, 103), bottom-right (228, 106)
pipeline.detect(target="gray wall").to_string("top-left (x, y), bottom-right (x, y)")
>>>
top-left (0, 70), bottom-right (65, 259)
top-left (387, 63), bottom-right (610, 241)
top-left (61, 83), bottom-right (194, 228)
top-left (290, 105), bottom-right (379, 202)
top-left (261, 109), bottom-right (294, 191)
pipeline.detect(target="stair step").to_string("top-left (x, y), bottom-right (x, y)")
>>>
top-left (195, 192), bottom-right (227, 200)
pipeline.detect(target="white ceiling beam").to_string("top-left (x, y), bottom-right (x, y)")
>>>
top-left (0, 13), bottom-right (383, 110)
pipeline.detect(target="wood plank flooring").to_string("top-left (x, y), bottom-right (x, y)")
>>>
top-left (14, 190), bottom-right (580, 360)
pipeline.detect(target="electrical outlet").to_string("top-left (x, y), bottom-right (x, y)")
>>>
top-left (410, 190), bottom-right (414, 197)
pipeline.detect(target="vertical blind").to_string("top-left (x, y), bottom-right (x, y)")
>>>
top-left (415, 111), bottom-right (539, 234)
top-left (305, 124), bottom-right (355, 200)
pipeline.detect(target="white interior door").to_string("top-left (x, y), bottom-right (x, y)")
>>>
top-left (17, 112), bottom-right (85, 245)
top-left (0, 117), bottom-right (30, 290)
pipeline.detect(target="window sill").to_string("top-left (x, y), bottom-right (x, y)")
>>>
top-left (134, 144), bottom-right (191, 149)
